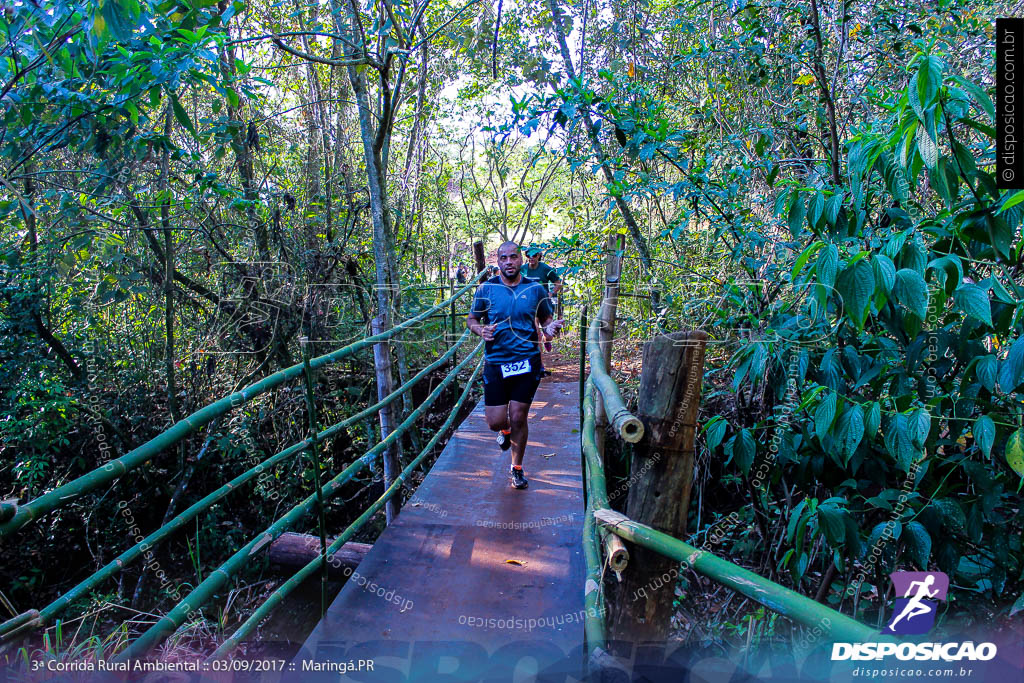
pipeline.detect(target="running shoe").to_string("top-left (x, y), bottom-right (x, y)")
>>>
top-left (497, 429), bottom-right (511, 451)
top-left (510, 465), bottom-right (529, 489)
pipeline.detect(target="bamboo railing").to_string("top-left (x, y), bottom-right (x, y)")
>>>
top-left (118, 346), bottom-right (483, 660)
top-left (0, 275), bottom-right (485, 539)
top-left (0, 277), bottom-right (485, 655)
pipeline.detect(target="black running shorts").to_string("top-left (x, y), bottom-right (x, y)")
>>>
top-left (483, 355), bottom-right (543, 406)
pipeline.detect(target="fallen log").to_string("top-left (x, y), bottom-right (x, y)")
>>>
top-left (267, 532), bottom-right (371, 578)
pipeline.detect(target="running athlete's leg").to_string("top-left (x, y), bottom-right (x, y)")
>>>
top-left (508, 400), bottom-right (530, 467)
top-left (485, 405), bottom-right (510, 432)
top-left (483, 362), bottom-right (511, 432)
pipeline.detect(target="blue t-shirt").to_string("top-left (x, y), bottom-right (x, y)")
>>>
top-left (471, 276), bottom-right (554, 363)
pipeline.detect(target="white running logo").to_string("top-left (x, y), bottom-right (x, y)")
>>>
top-left (887, 573), bottom-right (939, 631)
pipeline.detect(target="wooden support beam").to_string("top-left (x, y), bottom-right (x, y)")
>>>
top-left (267, 532), bottom-right (371, 578)
top-left (472, 239), bottom-right (487, 282)
top-left (609, 330), bottom-right (708, 644)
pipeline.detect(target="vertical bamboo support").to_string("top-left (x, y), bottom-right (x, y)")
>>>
top-left (449, 280), bottom-right (457, 375)
top-left (300, 338), bottom-right (329, 617)
top-left (610, 330), bottom-right (708, 644)
top-left (371, 317), bottom-right (401, 524)
top-left (594, 232), bottom-right (625, 469)
top-left (473, 239), bottom-right (487, 282)
top-left (578, 305), bottom-right (589, 507)
top-left (578, 305), bottom-right (588, 432)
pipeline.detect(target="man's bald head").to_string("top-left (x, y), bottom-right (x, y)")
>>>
top-left (497, 241), bottom-right (521, 257)
top-left (495, 241), bottom-right (523, 282)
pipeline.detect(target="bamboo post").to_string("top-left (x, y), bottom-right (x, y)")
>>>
top-left (582, 380), bottom-right (629, 573)
top-left (578, 305), bottom-right (588, 432)
top-left (371, 317), bottom-right (401, 524)
top-left (449, 280), bottom-right (457, 375)
top-left (473, 239), bottom-right (487, 282)
top-left (300, 338), bottom-right (329, 617)
top-left (595, 232), bottom-right (626, 455)
top-left (586, 318), bottom-right (644, 443)
top-left (609, 330), bottom-right (708, 644)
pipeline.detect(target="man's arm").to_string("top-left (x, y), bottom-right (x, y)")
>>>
top-left (466, 313), bottom-right (495, 341)
top-left (467, 286), bottom-right (496, 340)
top-left (536, 297), bottom-right (563, 340)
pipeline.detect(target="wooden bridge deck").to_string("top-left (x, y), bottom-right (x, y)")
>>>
top-left (289, 380), bottom-right (587, 681)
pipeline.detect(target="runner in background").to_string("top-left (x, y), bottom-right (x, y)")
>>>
top-left (521, 247), bottom-right (563, 376)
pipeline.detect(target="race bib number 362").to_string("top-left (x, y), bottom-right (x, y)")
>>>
top-left (500, 359), bottom-right (531, 378)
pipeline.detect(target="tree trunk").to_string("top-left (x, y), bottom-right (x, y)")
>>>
top-left (545, 0), bottom-right (655, 275)
top-left (217, 0), bottom-right (270, 261)
top-left (19, 163), bottom-right (81, 380)
top-left (268, 533), bottom-right (371, 576)
top-left (372, 316), bottom-right (400, 524)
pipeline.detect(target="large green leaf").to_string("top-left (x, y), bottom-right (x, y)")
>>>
top-left (917, 54), bottom-right (943, 109)
top-left (904, 521), bottom-right (932, 569)
top-left (998, 337), bottom-right (1024, 393)
top-left (704, 416), bottom-right (727, 451)
top-left (954, 283), bottom-right (992, 326)
top-left (836, 259), bottom-right (875, 329)
top-left (997, 189), bottom-right (1024, 215)
top-left (933, 498), bottom-right (966, 532)
top-left (171, 92), bottom-right (199, 140)
top-left (973, 415), bottom-right (995, 459)
top-left (817, 504), bottom-right (846, 546)
top-left (976, 355), bottom-right (998, 391)
top-left (735, 428), bottom-right (756, 475)
top-left (792, 241), bottom-right (823, 280)
top-left (872, 254), bottom-right (896, 294)
top-left (894, 268), bottom-right (929, 318)
top-left (814, 392), bottom-right (837, 440)
top-left (910, 408), bottom-right (931, 450)
top-left (883, 413), bottom-right (918, 470)
top-left (915, 122), bottom-right (939, 169)
top-left (816, 243), bottom-right (839, 288)
top-left (788, 190), bottom-right (806, 237)
top-left (952, 75), bottom-right (994, 122)
top-left (1005, 428), bottom-right (1024, 478)
top-left (836, 404), bottom-right (865, 463)
top-left (865, 401), bottom-right (881, 438)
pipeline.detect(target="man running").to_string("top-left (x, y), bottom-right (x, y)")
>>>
top-left (467, 242), bottom-right (564, 489)
top-left (522, 247), bottom-right (563, 300)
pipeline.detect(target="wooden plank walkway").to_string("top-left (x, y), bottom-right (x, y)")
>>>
top-left (289, 380), bottom-right (587, 682)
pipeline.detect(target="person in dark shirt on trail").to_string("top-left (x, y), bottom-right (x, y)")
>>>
top-left (467, 242), bottom-right (564, 489)
top-left (522, 247), bottom-right (563, 373)
top-left (522, 247), bottom-right (562, 298)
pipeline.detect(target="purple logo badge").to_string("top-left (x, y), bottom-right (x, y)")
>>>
top-left (883, 571), bottom-right (949, 635)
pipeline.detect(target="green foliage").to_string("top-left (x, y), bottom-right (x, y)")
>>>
top-left (501, 0), bottom-right (1022, 632)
